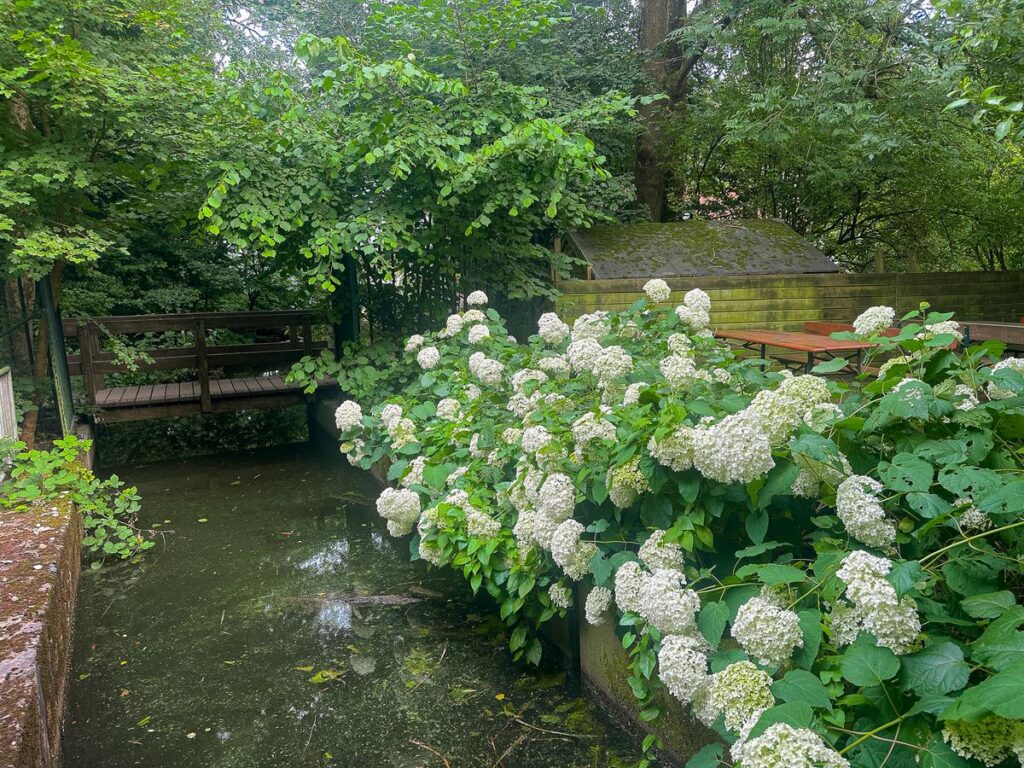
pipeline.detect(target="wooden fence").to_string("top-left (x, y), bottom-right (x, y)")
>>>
top-left (554, 271), bottom-right (1024, 329)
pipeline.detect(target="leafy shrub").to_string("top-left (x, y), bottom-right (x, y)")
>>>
top-left (1, 435), bottom-right (152, 564)
top-left (287, 338), bottom-right (416, 401)
top-left (337, 286), bottom-right (1024, 767)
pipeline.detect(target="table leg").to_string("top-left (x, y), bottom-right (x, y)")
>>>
top-left (805, 353), bottom-right (814, 374)
top-left (760, 344), bottom-right (766, 361)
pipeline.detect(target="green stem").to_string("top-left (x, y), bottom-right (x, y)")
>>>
top-left (920, 520), bottom-right (1024, 567)
top-left (839, 715), bottom-right (907, 755)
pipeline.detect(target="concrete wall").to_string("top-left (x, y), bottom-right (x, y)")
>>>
top-left (554, 270), bottom-right (1024, 328)
top-left (0, 499), bottom-right (82, 768)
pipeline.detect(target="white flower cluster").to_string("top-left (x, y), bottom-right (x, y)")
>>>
top-left (643, 278), bottom-right (672, 303)
top-left (538, 354), bottom-right (571, 377)
top-left (658, 635), bottom-right (709, 705)
top-left (468, 324), bottom-right (490, 344)
top-left (376, 487), bottom-right (421, 537)
top-left (520, 425), bottom-right (552, 454)
top-left (464, 309), bottom-right (486, 323)
top-left (836, 475), bottom-right (895, 548)
top-left (734, 724), bottom-right (849, 768)
top-left (468, 351), bottom-right (505, 385)
top-left (638, 529), bottom-right (684, 572)
top-left (401, 455), bottom-right (426, 488)
top-left (550, 519), bottom-right (598, 580)
top-left (648, 426), bottom-right (696, 472)
top-left (506, 391), bottom-right (540, 419)
top-left (660, 353), bottom-right (708, 388)
top-left (613, 561), bottom-right (646, 614)
top-left (445, 314), bottom-right (465, 337)
top-left (691, 409), bottom-right (775, 484)
top-left (584, 586), bottom-right (613, 625)
top-left (342, 438), bottom-right (367, 466)
top-left (731, 595), bottom-right (803, 667)
top-left (511, 368), bottom-right (548, 392)
top-left (989, 357), bottom-right (1024, 400)
top-left (954, 384), bottom-right (979, 411)
top-left (623, 381), bottom-right (648, 406)
top-left (835, 550), bottom-right (921, 655)
top-left (464, 504), bottom-right (501, 539)
top-left (791, 452), bottom-right (850, 499)
top-left (607, 458), bottom-right (650, 509)
top-left (942, 717), bottom-right (1024, 767)
top-left (549, 582), bottom-right (573, 609)
top-left (701, 661), bottom-right (775, 732)
top-left (334, 400), bottom-right (362, 432)
top-left (921, 319), bottom-right (963, 342)
top-left (510, 468), bottom-right (575, 552)
top-left (466, 290), bottom-right (488, 306)
top-left (436, 398), bottom-right (460, 421)
top-left (387, 415), bottom-right (417, 448)
top-left (592, 345), bottom-right (633, 386)
top-left (417, 346), bottom-right (440, 370)
top-left (955, 497), bottom-right (993, 532)
top-left (675, 289), bottom-right (712, 332)
top-left (571, 311), bottom-right (610, 341)
top-left (537, 312), bottom-right (570, 344)
top-left (405, 334), bottom-right (424, 352)
top-left (639, 568), bottom-right (701, 635)
top-left (567, 338), bottom-right (603, 373)
top-left (852, 305), bottom-right (895, 336)
top-left (571, 411), bottom-right (616, 458)
top-left (667, 333), bottom-right (691, 355)
top-left (749, 375), bottom-right (831, 446)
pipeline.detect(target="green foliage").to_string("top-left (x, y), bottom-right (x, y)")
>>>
top-left (286, 339), bottom-right (413, 401)
top-left (340, 291), bottom-right (1024, 763)
top-left (1, 436), bottom-right (152, 563)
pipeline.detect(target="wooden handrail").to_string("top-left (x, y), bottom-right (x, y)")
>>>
top-left (63, 310), bottom-right (321, 337)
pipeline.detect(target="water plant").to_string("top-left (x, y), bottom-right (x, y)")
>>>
top-left (338, 285), bottom-right (1024, 767)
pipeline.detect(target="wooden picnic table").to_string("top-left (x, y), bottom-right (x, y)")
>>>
top-left (960, 321), bottom-right (1024, 352)
top-left (715, 329), bottom-right (875, 373)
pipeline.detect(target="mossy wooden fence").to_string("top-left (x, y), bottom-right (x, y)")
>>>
top-left (553, 271), bottom-right (1024, 328)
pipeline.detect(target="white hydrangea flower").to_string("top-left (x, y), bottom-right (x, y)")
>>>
top-left (953, 384), bottom-right (979, 411)
top-left (675, 304), bottom-right (711, 332)
top-left (464, 505), bottom-right (501, 538)
top-left (549, 582), bottom-right (573, 609)
top-left (852, 305), bottom-right (895, 336)
top-left (511, 368), bottom-right (549, 392)
top-left (836, 475), bottom-right (895, 548)
top-left (704, 661), bottom-right (775, 732)
top-left (387, 417), bottom-right (417, 448)
top-left (416, 346), bottom-right (440, 370)
top-left (667, 333), bottom-right (691, 355)
top-left (567, 338), bottom-right (603, 373)
top-left (862, 596), bottom-right (921, 655)
top-left (404, 334), bottom-right (424, 352)
top-left (342, 438), bottom-right (367, 466)
top-left (643, 278), bottom-right (672, 303)
top-left (502, 427), bottom-right (522, 445)
top-left (943, 717), bottom-right (1024, 767)
top-left (521, 425), bottom-right (552, 454)
top-left (468, 324), bottom-right (490, 344)
top-left (538, 473), bottom-right (575, 521)
top-left (537, 355), bottom-right (571, 377)
top-left (639, 568), bottom-right (701, 635)
top-left (571, 312), bottom-right (610, 342)
top-left (462, 308), bottom-right (485, 323)
top-left (537, 312), bottom-right (570, 344)
top-left (735, 723), bottom-right (849, 768)
top-left (571, 411), bottom-right (617, 457)
top-left (592, 345), bottom-right (633, 386)
top-left (683, 288), bottom-right (712, 313)
top-left (585, 586), bottom-right (613, 626)
top-left (466, 290), bottom-right (488, 306)
top-left (445, 314), bottom-right (465, 336)
top-left (828, 601), bottom-right (862, 647)
top-left (551, 519), bottom-right (597, 580)
top-left (660, 353), bottom-right (705, 388)
top-left (614, 560), bottom-right (647, 614)
top-left (837, 550), bottom-right (897, 610)
top-left (921, 319), bottom-right (963, 342)
top-left (464, 384), bottom-right (482, 401)
top-left (468, 432), bottom-right (486, 458)
top-left (376, 487), bottom-right (421, 537)
top-left (473, 357), bottom-right (505, 385)
top-left (691, 409), bottom-right (775, 484)
top-left (648, 426), bottom-right (696, 472)
top-left (513, 508), bottom-right (559, 550)
top-left (835, 550), bottom-right (920, 655)
top-left (334, 400), bottom-right (363, 432)
top-left (446, 466), bottom-right (467, 487)
top-left (418, 537), bottom-right (445, 566)
top-left (750, 375), bottom-right (830, 446)
top-left (732, 596), bottom-right (803, 667)
top-left (506, 391), bottom-right (541, 419)
top-left (658, 635), bottom-right (709, 705)
top-left (607, 458), bottom-right (650, 509)
top-left (988, 357), bottom-right (1024, 400)
top-left (955, 497), bottom-right (992, 532)
top-left (401, 456), bottom-right (426, 488)
top-left (638, 530), bottom-right (684, 572)
top-left (623, 382), bottom-right (648, 406)
top-left (436, 398), bottom-right (460, 421)
top-left (380, 403), bottom-right (403, 430)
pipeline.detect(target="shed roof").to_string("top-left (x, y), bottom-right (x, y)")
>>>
top-left (568, 219), bottom-right (839, 280)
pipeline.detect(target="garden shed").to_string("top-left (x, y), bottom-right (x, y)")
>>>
top-left (567, 218), bottom-right (839, 280)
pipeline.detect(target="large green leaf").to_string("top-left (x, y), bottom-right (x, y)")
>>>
top-left (899, 640), bottom-right (969, 695)
top-left (697, 601), bottom-right (730, 646)
top-left (841, 635), bottom-right (900, 687)
top-left (878, 452), bottom-right (934, 493)
top-left (961, 591), bottom-right (1016, 620)
top-left (941, 660), bottom-right (1024, 721)
top-left (771, 670), bottom-right (831, 709)
top-left (792, 609), bottom-right (823, 670)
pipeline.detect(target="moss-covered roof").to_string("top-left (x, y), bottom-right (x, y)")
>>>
top-left (569, 219), bottom-right (839, 279)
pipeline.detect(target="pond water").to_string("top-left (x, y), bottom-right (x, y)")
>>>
top-left (62, 444), bottom-right (642, 768)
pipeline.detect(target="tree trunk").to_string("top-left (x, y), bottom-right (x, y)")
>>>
top-left (19, 261), bottom-right (64, 448)
top-left (635, 0), bottom-right (673, 222)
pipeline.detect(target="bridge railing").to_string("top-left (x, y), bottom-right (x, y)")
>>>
top-left (63, 311), bottom-right (328, 414)
top-left (0, 365), bottom-right (16, 440)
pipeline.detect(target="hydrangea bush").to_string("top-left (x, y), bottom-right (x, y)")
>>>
top-left (337, 283), bottom-right (1024, 768)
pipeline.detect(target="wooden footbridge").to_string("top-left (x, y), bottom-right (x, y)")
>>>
top-left (64, 311), bottom-right (335, 423)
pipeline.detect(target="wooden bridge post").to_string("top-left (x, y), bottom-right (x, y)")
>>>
top-left (194, 319), bottom-right (212, 413)
top-left (78, 321), bottom-right (99, 406)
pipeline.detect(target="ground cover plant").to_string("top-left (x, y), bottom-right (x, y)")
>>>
top-left (336, 284), bottom-right (1024, 767)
